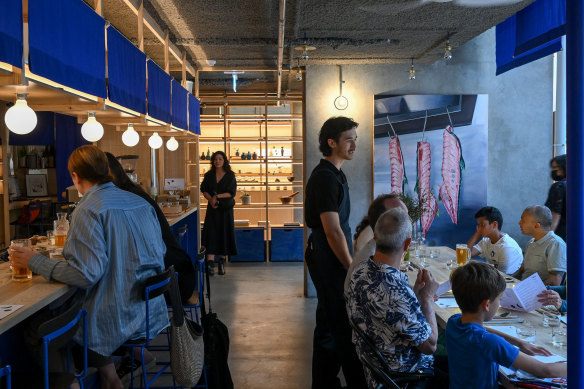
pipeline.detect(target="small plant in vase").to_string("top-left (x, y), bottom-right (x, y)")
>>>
top-left (240, 191), bottom-right (251, 205)
top-left (399, 192), bottom-right (428, 261)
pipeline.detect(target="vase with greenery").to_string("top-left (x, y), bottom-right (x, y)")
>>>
top-left (240, 191), bottom-right (251, 205)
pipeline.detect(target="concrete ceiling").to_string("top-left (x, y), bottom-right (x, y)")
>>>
top-left (90, 0), bottom-right (535, 94)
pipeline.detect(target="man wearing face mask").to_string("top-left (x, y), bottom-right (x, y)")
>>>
top-left (545, 154), bottom-right (566, 242)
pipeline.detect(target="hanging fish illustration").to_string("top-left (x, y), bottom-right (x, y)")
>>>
top-left (416, 141), bottom-right (438, 236)
top-left (439, 125), bottom-right (465, 224)
top-left (389, 135), bottom-right (407, 194)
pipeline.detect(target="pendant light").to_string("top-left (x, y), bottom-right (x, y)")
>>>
top-left (148, 132), bottom-right (163, 149)
top-left (333, 65), bottom-right (348, 110)
top-left (5, 94), bottom-right (38, 135)
top-left (121, 123), bottom-right (140, 147)
top-left (444, 32), bottom-right (452, 60)
top-left (81, 112), bottom-right (104, 142)
top-left (409, 58), bottom-right (416, 80)
top-left (166, 136), bottom-right (179, 151)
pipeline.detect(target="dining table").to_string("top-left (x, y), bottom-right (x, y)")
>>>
top-left (405, 246), bottom-right (567, 387)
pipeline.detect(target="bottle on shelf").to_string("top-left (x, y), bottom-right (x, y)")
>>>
top-left (281, 146), bottom-right (285, 157)
top-left (246, 151), bottom-right (252, 160)
top-left (206, 147), bottom-right (211, 160)
top-left (252, 151), bottom-right (257, 160)
top-left (235, 148), bottom-right (240, 157)
top-left (200, 151), bottom-right (206, 160)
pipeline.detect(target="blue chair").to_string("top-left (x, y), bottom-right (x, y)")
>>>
top-left (12, 296), bottom-right (88, 389)
top-left (176, 225), bottom-right (188, 254)
top-left (0, 365), bottom-right (11, 389)
top-left (122, 269), bottom-right (172, 389)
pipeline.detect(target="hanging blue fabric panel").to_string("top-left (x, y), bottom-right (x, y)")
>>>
top-left (55, 114), bottom-right (90, 201)
top-left (514, 0), bottom-right (566, 56)
top-left (496, 15), bottom-right (562, 76)
top-left (172, 80), bottom-right (188, 130)
top-left (9, 112), bottom-right (54, 146)
top-left (147, 61), bottom-right (171, 123)
top-left (28, 0), bottom-right (106, 98)
top-left (188, 94), bottom-right (201, 135)
top-left (107, 27), bottom-right (146, 114)
top-left (0, 0), bottom-right (23, 67)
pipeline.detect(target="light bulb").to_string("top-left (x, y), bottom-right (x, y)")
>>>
top-left (334, 95), bottom-right (348, 110)
top-left (166, 136), bottom-right (179, 151)
top-left (295, 69), bottom-right (303, 81)
top-left (122, 124), bottom-right (139, 147)
top-left (81, 112), bottom-right (104, 142)
top-left (5, 94), bottom-right (37, 135)
top-left (148, 132), bottom-right (163, 149)
top-left (444, 42), bottom-right (452, 60)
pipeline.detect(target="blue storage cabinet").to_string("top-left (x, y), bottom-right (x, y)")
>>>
top-left (231, 227), bottom-right (265, 262)
top-left (169, 210), bottom-right (198, 262)
top-left (270, 227), bottom-right (304, 262)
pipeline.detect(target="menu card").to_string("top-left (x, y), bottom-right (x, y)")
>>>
top-left (500, 273), bottom-right (546, 312)
top-left (0, 305), bottom-right (24, 320)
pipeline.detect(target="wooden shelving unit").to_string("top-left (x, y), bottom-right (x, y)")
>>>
top-left (198, 105), bottom-right (304, 261)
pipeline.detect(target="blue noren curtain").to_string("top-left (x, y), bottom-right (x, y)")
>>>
top-left (147, 61), bottom-right (171, 123)
top-left (188, 94), bottom-right (201, 135)
top-left (107, 27), bottom-right (146, 114)
top-left (28, 0), bottom-right (106, 98)
top-left (172, 80), bottom-right (188, 130)
top-left (55, 114), bottom-right (90, 201)
top-left (496, 15), bottom-right (562, 76)
top-left (9, 112), bottom-right (54, 146)
top-left (514, 0), bottom-right (566, 56)
top-left (0, 0), bottom-right (23, 67)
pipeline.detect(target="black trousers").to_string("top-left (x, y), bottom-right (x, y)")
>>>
top-left (306, 243), bottom-right (367, 389)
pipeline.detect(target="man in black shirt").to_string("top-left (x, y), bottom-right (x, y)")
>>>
top-left (305, 116), bottom-right (366, 388)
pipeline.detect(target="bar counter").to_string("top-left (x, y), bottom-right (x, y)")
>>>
top-left (0, 261), bottom-right (70, 335)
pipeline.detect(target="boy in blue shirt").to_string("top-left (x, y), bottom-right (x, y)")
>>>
top-left (446, 262), bottom-right (567, 389)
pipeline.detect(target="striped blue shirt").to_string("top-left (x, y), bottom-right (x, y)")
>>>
top-left (29, 182), bottom-right (169, 356)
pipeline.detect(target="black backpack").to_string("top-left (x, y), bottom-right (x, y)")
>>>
top-left (198, 257), bottom-right (234, 389)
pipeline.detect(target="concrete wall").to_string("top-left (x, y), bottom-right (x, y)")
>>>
top-left (304, 28), bottom-right (554, 295)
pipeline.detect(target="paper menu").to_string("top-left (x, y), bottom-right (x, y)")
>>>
top-left (436, 280), bottom-right (451, 296)
top-left (0, 305), bottom-right (24, 320)
top-left (500, 273), bottom-right (546, 312)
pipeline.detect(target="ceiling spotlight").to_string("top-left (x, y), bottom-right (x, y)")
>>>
top-left (166, 136), bottom-right (179, 151)
top-left (81, 112), bottom-right (104, 142)
top-left (148, 132), bottom-right (163, 149)
top-left (444, 32), bottom-right (452, 60)
top-left (122, 123), bottom-right (139, 147)
top-left (409, 58), bottom-right (416, 80)
top-left (294, 58), bottom-right (303, 81)
top-left (5, 94), bottom-right (37, 135)
top-left (334, 65), bottom-right (348, 110)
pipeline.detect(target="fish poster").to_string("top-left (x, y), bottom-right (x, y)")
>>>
top-left (373, 94), bottom-right (488, 248)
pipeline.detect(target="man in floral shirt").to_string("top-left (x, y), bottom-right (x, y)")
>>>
top-left (346, 208), bottom-right (448, 388)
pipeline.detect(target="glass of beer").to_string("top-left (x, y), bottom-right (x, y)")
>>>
top-left (456, 244), bottom-right (470, 266)
top-left (10, 239), bottom-right (33, 281)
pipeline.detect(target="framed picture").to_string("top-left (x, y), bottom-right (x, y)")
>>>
top-left (26, 174), bottom-right (48, 197)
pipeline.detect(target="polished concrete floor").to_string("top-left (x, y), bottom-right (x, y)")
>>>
top-left (210, 262), bottom-right (316, 389)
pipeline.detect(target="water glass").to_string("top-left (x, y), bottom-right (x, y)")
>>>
top-left (542, 314), bottom-right (561, 328)
top-left (446, 258), bottom-right (456, 270)
top-left (430, 248), bottom-right (440, 259)
top-left (552, 327), bottom-right (567, 348)
top-left (516, 325), bottom-right (536, 344)
top-left (415, 238), bottom-right (426, 259)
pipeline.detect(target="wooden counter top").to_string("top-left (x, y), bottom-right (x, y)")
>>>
top-left (0, 262), bottom-right (71, 335)
top-left (166, 206), bottom-right (198, 227)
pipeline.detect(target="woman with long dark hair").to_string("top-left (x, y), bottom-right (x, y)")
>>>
top-left (200, 150), bottom-right (237, 275)
top-left (545, 154), bottom-right (567, 242)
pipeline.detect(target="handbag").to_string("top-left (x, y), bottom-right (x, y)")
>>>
top-left (217, 197), bottom-right (235, 210)
top-left (168, 266), bottom-right (205, 387)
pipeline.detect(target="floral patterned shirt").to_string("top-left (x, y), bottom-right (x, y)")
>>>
top-left (346, 257), bottom-right (433, 385)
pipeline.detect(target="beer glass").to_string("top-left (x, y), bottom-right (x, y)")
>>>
top-left (10, 239), bottom-right (32, 281)
top-left (455, 244), bottom-right (470, 266)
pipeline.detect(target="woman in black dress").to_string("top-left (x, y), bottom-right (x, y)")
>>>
top-left (201, 151), bottom-right (237, 275)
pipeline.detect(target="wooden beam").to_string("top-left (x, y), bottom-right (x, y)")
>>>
top-left (94, 0), bottom-right (103, 16)
top-left (137, 0), bottom-right (144, 51)
top-left (98, 116), bottom-right (146, 125)
top-left (30, 102), bottom-right (104, 112)
top-left (199, 96), bottom-right (303, 104)
top-left (195, 70), bottom-right (199, 98)
top-left (181, 51), bottom-right (187, 87)
top-left (164, 30), bottom-right (170, 73)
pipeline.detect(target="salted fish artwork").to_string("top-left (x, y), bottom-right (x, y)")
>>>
top-left (439, 125), bottom-right (465, 224)
top-left (389, 135), bottom-right (407, 194)
top-left (416, 141), bottom-right (438, 236)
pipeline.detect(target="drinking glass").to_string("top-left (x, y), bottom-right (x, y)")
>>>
top-left (516, 325), bottom-right (536, 344)
top-left (10, 239), bottom-right (32, 281)
top-left (446, 258), bottom-right (456, 270)
top-left (430, 248), bottom-right (440, 259)
top-left (543, 313), bottom-right (561, 328)
top-left (455, 244), bottom-right (470, 266)
top-left (552, 327), bottom-right (567, 348)
top-left (415, 237), bottom-right (426, 259)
